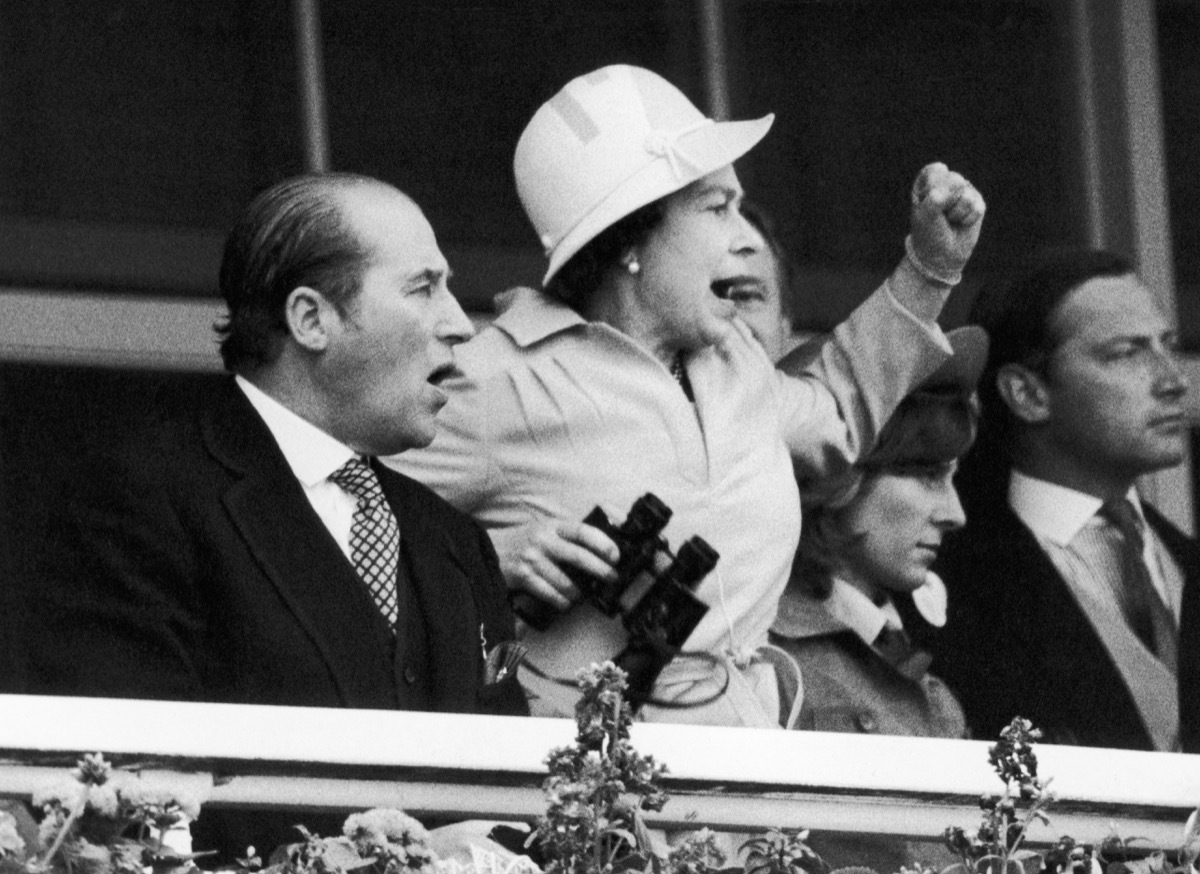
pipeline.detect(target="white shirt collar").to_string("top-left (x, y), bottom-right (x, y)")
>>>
top-left (235, 375), bottom-right (357, 487)
top-left (773, 571), bottom-right (947, 641)
top-left (1008, 469), bottom-right (1143, 546)
top-left (824, 577), bottom-right (900, 645)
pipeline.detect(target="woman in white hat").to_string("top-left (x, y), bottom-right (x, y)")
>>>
top-left (389, 64), bottom-right (985, 728)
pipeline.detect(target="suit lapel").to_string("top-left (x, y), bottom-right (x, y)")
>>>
top-left (998, 504), bottom-right (1153, 746)
top-left (1146, 507), bottom-right (1200, 752)
top-left (202, 382), bottom-right (398, 708)
top-left (376, 465), bottom-right (481, 712)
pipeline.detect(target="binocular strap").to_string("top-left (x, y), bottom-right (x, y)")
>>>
top-left (520, 650), bottom-right (730, 711)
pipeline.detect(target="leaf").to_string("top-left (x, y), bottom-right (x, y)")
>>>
top-left (973, 854), bottom-right (1012, 874)
top-left (1120, 856), bottom-right (1161, 874)
top-left (316, 838), bottom-right (375, 872)
top-left (148, 849), bottom-right (217, 865)
top-left (745, 860), bottom-right (771, 874)
top-left (148, 862), bottom-right (197, 874)
top-left (603, 828), bottom-right (639, 851)
top-left (1011, 852), bottom-right (1045, 874)
top-left (267, 844), bottom-right (297, 867)
top-left (611, 849), bottom-right (652, 873)
top-left (1181, 808), bottom-right (1200, 867)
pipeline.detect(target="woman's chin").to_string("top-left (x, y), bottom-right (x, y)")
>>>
top-left (879, 571), bottom-right (929, 595)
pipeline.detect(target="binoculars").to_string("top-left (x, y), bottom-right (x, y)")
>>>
top-left (512, 493), bottom-right (719, 707)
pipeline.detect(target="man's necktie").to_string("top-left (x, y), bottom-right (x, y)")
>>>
top-left (872, 625), bottom-right (932, 682)
top-left (329, 457), bottom-right (400, 628)
top-left (1099, 498), bottom-right (1177, 668)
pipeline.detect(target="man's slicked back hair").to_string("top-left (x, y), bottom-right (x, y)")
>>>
top-left (216, 172), bottom-right (391, 373)
top-left (968, 246), bottom-right (1135, 453)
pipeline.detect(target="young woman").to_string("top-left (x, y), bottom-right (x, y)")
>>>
top-left (770, 327), bottom-right (987, 737)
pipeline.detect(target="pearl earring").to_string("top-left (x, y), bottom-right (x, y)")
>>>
top-left (626, 258), bottom-right (640, 275)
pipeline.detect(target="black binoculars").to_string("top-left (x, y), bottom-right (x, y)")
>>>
top-left (512, 493), bottom-right (719, 706)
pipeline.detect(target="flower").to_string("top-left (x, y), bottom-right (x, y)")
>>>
top-left (534, 663), bottom-right (670, 874)
top-left (343, 809), bottom-right (437, 874)
top-left (741, 828), bottom-right (824, 874)
top-left (119, 781), bottom-right (203, 829)
top-left (0, 810), bottom-right (27, 859)
top-left (668, 828), bottom-right (727, 874)
top-left (71, 755), bottom-right (112, 787)
top-left (988, 718), bottom-right (1043, 795)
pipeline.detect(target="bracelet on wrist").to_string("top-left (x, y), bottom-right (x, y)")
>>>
top-left (905, 235), bottom-right (963, 287)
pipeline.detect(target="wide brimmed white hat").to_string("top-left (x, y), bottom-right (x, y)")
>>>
top-left (514, 65), bottom-right (774, 286)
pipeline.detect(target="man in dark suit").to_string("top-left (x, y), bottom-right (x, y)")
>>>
top-left (931, 247), bottom-right (1199, 752)
top-left (24, 172), bottom-right (527, 714)
top-left (19, 174), bottom-right (528, 851)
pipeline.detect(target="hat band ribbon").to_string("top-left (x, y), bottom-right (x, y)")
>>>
top-left (643, 119), bottom-right (714, 179)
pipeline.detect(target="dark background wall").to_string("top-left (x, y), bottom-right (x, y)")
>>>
top-left (6, 0), bottom-right (1186, 319)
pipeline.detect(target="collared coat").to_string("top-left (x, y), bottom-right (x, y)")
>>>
top-left (770, 587), bottom-right (967, 738)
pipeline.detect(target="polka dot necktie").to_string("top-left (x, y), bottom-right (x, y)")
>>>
top-left (329, 457), bottom-right (400, 628)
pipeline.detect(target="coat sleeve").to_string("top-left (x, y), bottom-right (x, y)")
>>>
top-left (775, 271), bottom-right (953, 492)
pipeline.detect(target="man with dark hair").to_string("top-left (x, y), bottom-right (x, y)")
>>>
top-left (931, 246), bottom-right (1200, 752)
top-left (22, 172), bottom-right (527, 715)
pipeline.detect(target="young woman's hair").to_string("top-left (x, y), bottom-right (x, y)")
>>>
top-left (795, 386), bottom-right (979, 598)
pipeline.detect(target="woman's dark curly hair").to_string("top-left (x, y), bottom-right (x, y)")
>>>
top-left (544, 200), bottom-right (664, 311)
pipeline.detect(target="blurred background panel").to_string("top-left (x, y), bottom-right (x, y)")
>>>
top-left (728, 0), bottom-right (1072, 328)
top-left (0, 1), bottom-right (1192, 321)
top-left (0, 0), bottom-right (302, 293)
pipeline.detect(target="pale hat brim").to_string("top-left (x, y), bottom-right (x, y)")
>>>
top-left (539, 113), bottom-right (774, 286)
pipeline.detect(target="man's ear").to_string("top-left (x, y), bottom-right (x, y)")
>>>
top-left (283, 286), bottom-right (337, 352)
top-left (995, 362), bottom-right (1050, 424)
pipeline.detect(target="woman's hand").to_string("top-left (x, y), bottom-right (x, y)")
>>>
top-left (500, 517), bottom-right (621, 611)
top-left (906, 162), bottom-right (986, 286)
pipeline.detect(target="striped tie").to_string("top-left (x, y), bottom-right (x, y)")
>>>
top-left (1099, 499), bottom-right (1177, 668)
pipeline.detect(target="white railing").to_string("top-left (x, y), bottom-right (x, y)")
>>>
top-left (2, 694), bottom-right (1198, 849)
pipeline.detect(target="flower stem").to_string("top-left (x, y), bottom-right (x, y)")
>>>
top-left (40, 788), bottom-right (88, 871)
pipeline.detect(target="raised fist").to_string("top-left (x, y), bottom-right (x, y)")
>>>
top-left (907, 162), bottom-right (986, 286)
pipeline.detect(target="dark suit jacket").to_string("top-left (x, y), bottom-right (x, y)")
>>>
top-left (18, 379), bottom-right (529, 860)
top-left (929, 483), bottom-right (1200, 753)
top-left (19, 378), bottom-right (527, 716)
